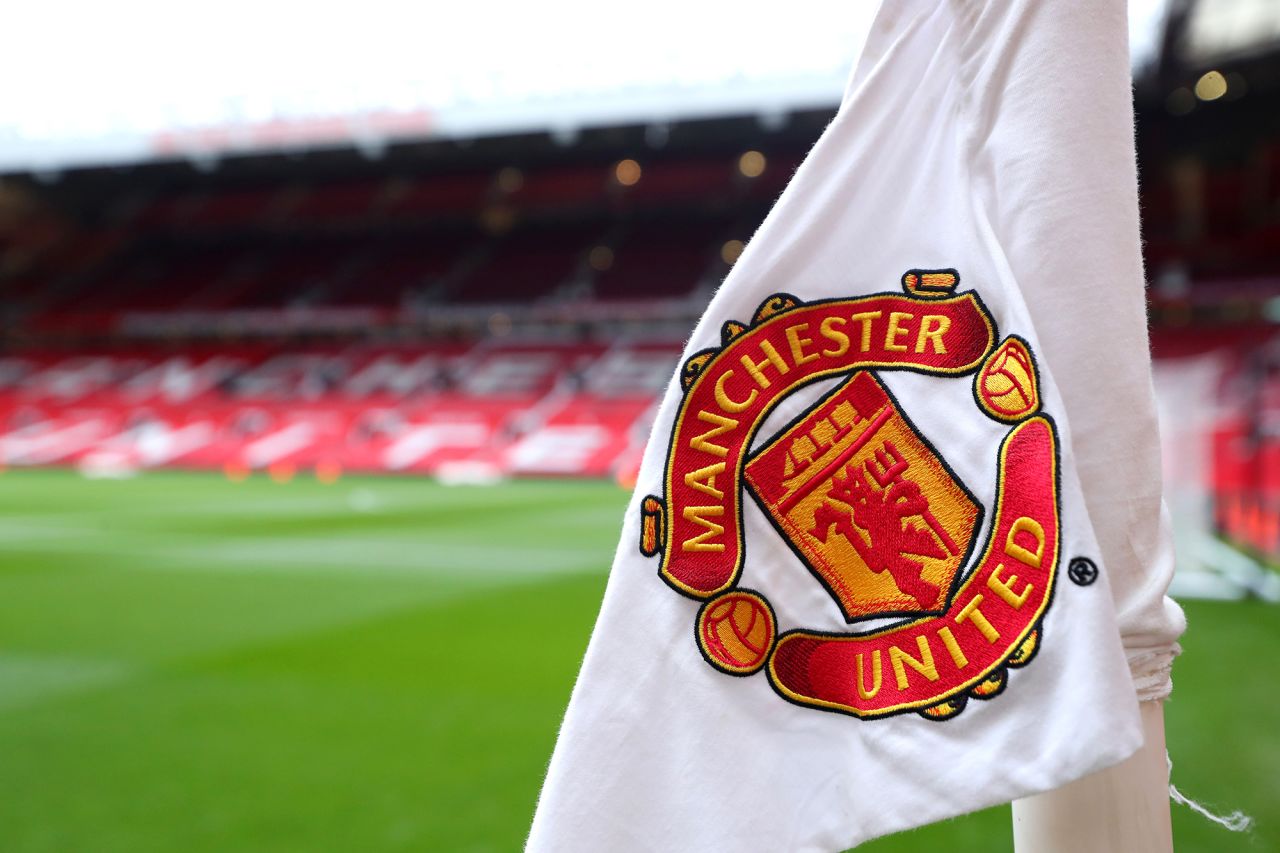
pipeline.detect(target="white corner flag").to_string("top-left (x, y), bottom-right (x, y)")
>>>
top-left (528, 1), bottom-right (1186, 850)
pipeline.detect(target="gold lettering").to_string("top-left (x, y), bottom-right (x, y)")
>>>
top-left (937, 626), bottom-right (968, 669)
top-left (856, 650), bottom-right (882, 699)
top-left (885, 312), bottom-right (913, 352)
top-left (683, 462), bottom-right (726, 500)
top-left (956, 594), bottom-right (1000, 643)
top-left (785, 323), bottom-right (819, 366)
top-left (820, 316), bottom-right (850, 357)
top-left (890, 635), bottom-right (939, 691)
top-left (1005, 517), bottom-right (1046, 569)
top-left (689, 410), bottom-right (737, 458)
top-left (740, 340), bottom-right (790, 389)
top-left (714, 369), bottom-right (756, 413)
top-left (681, 505), bottom-right (725, 552)
top-left (915, 315), bottom-right (950, 354)
top-left (987, 563), bottom-right (1033, 609)
top-left (849, 311), bottom-right (882, 352)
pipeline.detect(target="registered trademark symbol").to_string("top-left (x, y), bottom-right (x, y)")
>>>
top-left (1068, 557), bottom-right (1098, 586)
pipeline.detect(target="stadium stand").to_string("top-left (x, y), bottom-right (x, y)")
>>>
top-left (0, 341), bottom-right (677, 478)
top-left (0, 101), bottom-right (1276, 560)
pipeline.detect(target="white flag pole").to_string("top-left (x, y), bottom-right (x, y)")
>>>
top-left (1011, 700), bottom-right (1173, 852)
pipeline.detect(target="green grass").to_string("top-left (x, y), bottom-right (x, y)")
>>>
top-left (0, 469), bottom-right (1272, 852)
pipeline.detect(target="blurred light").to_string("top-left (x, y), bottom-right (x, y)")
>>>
top-left (615, 465), bottom-right (638, 490)
top-left (316, 461), bottom-right (343, 484)
top-left (496, 167), bottom-right (524, 193)
top-left (1165, 87), bottom-right (1195, 116)
top-left (758, 110), bottom-right (788, 132)
top-left (1194, 70), bottom-right (1228, 101)
top-left (224, 461), bottom-right (249, 482)
top-left (738, 150), bottom-right (766, 178)
top-left (588, 246), bottom-right (614, 271)
top-left (268, 462), bottom-right (296, 483)
top-left (1264, 297), bottom-right (1280, 324)
top-left (721, 239), bottom-right (745, 264)
top-left (615, 159), bottom-right (642, 186)
top-left (1155, 262), bottom-right (1191, 298)
top-left (347, 488), bottom-right (380, 513)
top-left (480, 205), bottom-right (516, 234)
top-left (551, 127), bottom-right (581, 147)
top-left (489, 312), bottom-right (513, 337)
top-left (645, 123), bottom-right (671, 147)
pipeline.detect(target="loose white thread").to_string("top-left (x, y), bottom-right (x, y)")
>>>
top-left (1167, 754), bottom-right (1253, 832)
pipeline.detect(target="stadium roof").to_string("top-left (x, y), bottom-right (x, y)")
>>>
top-left (1, 0), bottom-right (1275, 174)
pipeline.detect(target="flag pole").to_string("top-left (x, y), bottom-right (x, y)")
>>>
top-left (1011, 700), bottom-right (1173, 852)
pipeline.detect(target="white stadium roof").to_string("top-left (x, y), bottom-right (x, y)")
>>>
top-left (0, 0), bottom-right (1266, 173)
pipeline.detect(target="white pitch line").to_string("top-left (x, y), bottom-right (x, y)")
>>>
top-left (0, 522), bottom-right (608, 580)
top-left (0, 653), bottom-right (135, 713)
top-left (149, 536), bottom-right (607, 577)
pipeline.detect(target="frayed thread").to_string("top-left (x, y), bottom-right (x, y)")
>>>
top-left (1167, 754), bottom-right (1253, 833)
top-left (1129, 645), bottom-right (1179, 702)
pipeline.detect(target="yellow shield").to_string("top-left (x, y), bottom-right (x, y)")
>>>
top-left (745, 371), bottom-right (981, 621)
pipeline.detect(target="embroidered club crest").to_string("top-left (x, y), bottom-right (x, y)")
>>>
top-left (639, 270), bottom-right (1064, 720)
top-left (745, 371), bottom-right (981, 621)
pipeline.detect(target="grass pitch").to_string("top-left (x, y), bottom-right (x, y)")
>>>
top-left (0, 469), bottom-right (1272, 852)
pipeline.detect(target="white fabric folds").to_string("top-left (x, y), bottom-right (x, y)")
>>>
top-left (528, 1), bottom-right (1185, 850)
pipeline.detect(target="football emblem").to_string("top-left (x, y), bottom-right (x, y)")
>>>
top-left (976, 336), bottom-right (1040, 422)
top-left (638, 270), bottom-right (1062, 721)
top-left (697, 590), bottom-right (776, 675)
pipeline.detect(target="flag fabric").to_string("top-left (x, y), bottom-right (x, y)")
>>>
top-left (528, 0), bottom-right (1185, 850)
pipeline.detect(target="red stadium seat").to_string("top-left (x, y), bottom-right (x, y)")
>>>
top-left (450, 224), bottom-right (602, 304)
top-left (509, 165), bottom-right (609, 211)
top-left (184, 187), bottom-right (292, 229)
top-left (289, 180), bottom-right (389, 224)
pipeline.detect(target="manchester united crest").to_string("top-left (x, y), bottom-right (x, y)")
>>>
top-left (639, 270), bottom-right (1063, 721)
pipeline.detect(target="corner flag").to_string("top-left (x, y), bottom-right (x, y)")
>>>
top-left (528, 1), bottom-right (1185, 849)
